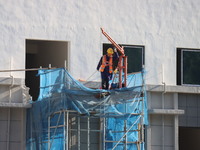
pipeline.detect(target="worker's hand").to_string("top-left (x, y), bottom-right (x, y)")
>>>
top-left (114, 48), bottom-right (117, 52)
top-left (114, 69), bottom-right (118, 74)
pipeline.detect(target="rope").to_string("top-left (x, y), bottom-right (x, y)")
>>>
top-left (82, 70), bottom-right (99, 87)
top-left (85, 70), bottom-right (98, 81)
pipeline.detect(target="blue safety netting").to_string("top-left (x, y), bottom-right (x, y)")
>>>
top-left (26, 68), bottom-right (148, 150)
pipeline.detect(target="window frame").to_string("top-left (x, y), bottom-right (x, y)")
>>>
top-left (103, 43), bottom-right (145, 73)
top-left (177, 48), bottom-right (200, 86)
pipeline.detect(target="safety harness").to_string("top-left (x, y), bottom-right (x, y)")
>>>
top-left (100, 55), bottom-right (113, 73)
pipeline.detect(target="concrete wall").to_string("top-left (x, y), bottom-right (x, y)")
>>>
top-left (147, 91), bottom-right (180, 150)
top-left (148, 115), bottom-right (175, 150)
top-left (0, 78), bottom-right (30, 150)
top-left (179, 94), bottom-right (200, 127)
top-left (146, 84), bottom-right (200, 150)
top-left (0, 108), bottom-right (26, 150)
top-left (0, 0), bottom-right (200, 85)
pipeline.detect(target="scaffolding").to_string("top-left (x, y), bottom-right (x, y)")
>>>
top-left (26, 68), bottom-right (147, 150)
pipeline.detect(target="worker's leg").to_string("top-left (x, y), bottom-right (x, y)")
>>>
top-left (106, 73), bottom-right (113, 90)
top-left (105, 78), bottom-right (109, 90)
top-left (101, 72), bottom-right (112, 90)
top-left (101, 73), bottom-right (107, 89)
top-left (101, 78), bottom-right (109, 89)
top-left (101, 78), bottom-right (106, 89)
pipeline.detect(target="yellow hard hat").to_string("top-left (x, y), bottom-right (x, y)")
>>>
top-left (107, 48), bottom-right (114, 54)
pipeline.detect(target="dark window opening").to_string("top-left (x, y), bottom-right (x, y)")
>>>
top-left (179, 127), bottom-right (200, 150)
top-left (103, 43), bottom-right (145, 73)
top-left (26, 40), bottom-right (69, 100)
top-left (177, 48), bottom-right (200, 85)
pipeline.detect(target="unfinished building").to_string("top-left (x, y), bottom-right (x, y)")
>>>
top-left (1, 1), bottom-right (200, 150)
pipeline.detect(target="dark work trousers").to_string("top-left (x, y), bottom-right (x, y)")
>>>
top-left (101, 71), bottom-right (113, 90)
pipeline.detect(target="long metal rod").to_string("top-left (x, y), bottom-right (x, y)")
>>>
top-left (100, 28), bottom-right (124, 55)
top-left (141, 81), bottom-right (145, 147)
top-left (108, 129), bottom-right (141, 133)
top-left (69, 129), bottom-right (102, 132)
top-left (6, 108), bottom-right (10, 150)
top-left (51, 110), bottom-right (77, 115)
top-left (0, 67), bottom-right (57, 72)
top-left (105, 140), bottom-right (139, 144)
top-left (87, 117), bottom-right (90, 150)
top-left (30, 110), bottom-right (33, 150)
top-left (119, 56), bottom-right (123, 88)
top-left (124, 56), bottom-right (128, 87)
top-left (64, 111), bottom-right (66, 150)
top-left (137, 124), bottom-right (141, 150)
top-left (103, 118), bottom-right (106, 150)
top-left (78, 116), bottom-right (80, 150)
top-left (48, 116), bottom-right (51, 150)
top-left (124, 102), bottom-right (127, 150)
top-left (66, 111), bottom-right (69, 150)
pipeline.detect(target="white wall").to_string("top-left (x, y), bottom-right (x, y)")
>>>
top-left (0, 108), bottom-right (26, 150)
top-left (0, 0), bottom-right (200, 85)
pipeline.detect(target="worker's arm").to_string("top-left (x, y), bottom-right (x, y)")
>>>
top-left (97, 56), bottom-right (103, 71)
top-left (113, 48), bottom-right (119, 59)
top-left (112, 48), bottom-right (119, 71)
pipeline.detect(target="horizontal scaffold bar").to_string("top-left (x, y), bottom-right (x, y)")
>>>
top-left (0, 67), bottom-right (57, 72)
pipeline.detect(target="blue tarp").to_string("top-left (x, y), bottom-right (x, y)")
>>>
top-left (26, 68), bottom-right (148, 150)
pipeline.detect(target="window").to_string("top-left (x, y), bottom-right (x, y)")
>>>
top-left (103, 44), bottom-right (145, 73)
top-left (177, 48), bottom-right (200, 85)
top-left (26, 39), bottom-right (69, 100)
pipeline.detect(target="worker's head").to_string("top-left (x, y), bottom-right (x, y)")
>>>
top-left (107, 48), bottom-right (114, 56)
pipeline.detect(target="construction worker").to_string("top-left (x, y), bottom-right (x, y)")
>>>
top-left (97, 48), bottom-right (119, 90)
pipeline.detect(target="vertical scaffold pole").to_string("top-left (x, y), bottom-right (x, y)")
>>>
top-left (141, 70), bottom-right (145, 148)
top-left (64, 111), bottom-right (66, 150)
top-left (78, 116), bottom-right (81, 150)
top-left (103, 118), bottom-right (106, 150)
top-left (48, 116), bottom-right (51, 150)
top-left (66, 111), bottom-right (69, 150)
top-left (124, 120), bottom-right (127, 150)
top-left (137, 124), bottom-right (141, 150)
top-left (87, 117), bottom-right (90, 150)
top-left (124, 56), bottom-right (128, 87)
top-left (30, 111), bottom-right (33, 150)
top-left (119, 56), bottom-right (123, 88)
top-left (124, 101), bottom-right (127, 150)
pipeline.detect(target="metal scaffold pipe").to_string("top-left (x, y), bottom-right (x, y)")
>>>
top-left (0, 67), bottom-right (57, 72)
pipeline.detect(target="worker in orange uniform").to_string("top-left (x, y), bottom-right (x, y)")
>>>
top-left (97, 48), bottom-right (119, 90)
